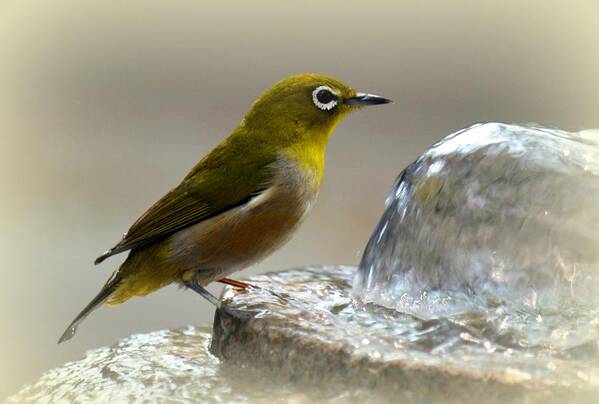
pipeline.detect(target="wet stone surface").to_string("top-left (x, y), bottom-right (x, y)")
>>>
top-left (7, 325), bottom-right (351, 403)
top-left (213, 266), bottom-right (598, 403)
top-left (8, 266), bottom-right (599, 403)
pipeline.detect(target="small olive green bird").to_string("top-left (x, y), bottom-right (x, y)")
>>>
top-left (58, 73), bottom-right (390, 343)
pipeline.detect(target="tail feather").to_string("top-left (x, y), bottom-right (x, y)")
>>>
top-left (57, 273), bottom-right (121, 344)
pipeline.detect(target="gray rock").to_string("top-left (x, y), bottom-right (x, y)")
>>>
top-left (8, 267), bottom-right (598, 403)
top-left (212, 266), bottom-right (597, 403)
top-left (6, 326), bottom-right (317, 403)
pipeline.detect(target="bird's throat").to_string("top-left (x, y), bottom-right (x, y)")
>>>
top-left (282, 140), bottom-right (327, 191)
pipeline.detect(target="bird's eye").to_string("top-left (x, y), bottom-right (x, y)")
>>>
top-left (312, 86), bottom-right (338, 111)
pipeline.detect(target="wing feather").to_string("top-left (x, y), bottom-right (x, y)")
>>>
top-left (95, 138), bottom-right (276, 264)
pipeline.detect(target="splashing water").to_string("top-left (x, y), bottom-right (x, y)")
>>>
top-left (354, 123), bottom-right (599, 369)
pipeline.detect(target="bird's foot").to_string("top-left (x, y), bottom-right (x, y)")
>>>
top-left (218, 277), bottom-right (255, 291)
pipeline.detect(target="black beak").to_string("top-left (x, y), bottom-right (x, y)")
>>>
top-left (344, 92), bottom-right (392, 106)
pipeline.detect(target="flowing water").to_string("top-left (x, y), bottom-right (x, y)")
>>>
top-left (354, 123), bottom-right (599, 399)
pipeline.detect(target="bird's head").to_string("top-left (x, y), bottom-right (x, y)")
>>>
top-left (239, 73), bottom-right (391, 146)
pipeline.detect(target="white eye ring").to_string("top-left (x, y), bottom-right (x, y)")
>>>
top-left (312, 85), bottom-right (338, 111)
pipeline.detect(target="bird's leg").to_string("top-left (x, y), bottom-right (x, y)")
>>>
top-left (217, 278), bottom-right (254, 290)
top-left (183, 277), bottom-right (223, 309)
top-left (182, 271), bottom-right (255, 321)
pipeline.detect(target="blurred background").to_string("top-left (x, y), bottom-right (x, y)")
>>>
top-left (0, 0), bottom-right (597, 397)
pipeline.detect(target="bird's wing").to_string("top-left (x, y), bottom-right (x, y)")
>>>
top-left (95, 142), bottom-right (277, 264)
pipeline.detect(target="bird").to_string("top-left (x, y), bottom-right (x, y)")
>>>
top-left (58, 73), bottom-right (391, 343)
